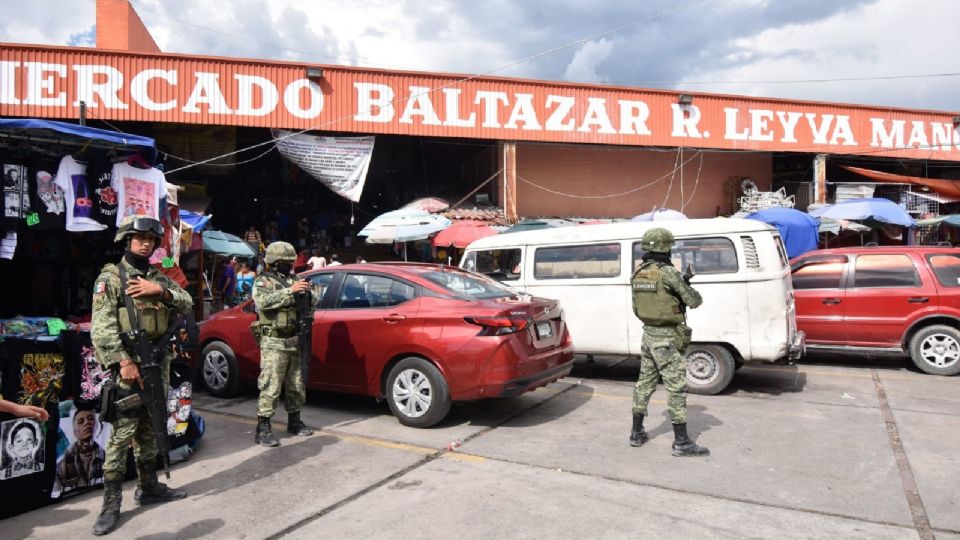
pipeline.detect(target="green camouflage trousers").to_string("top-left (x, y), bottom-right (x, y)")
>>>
top-left (103, 360), bottom-right (170, 477)
top-left (632, 331), bottom-right (688, 424)
top-left (257, 347), bottom-right (305, 418)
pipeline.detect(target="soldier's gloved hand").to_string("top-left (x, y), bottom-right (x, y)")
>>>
top-left (119, 359), bottom-right (144, 389)
top-left (291, 280), bottom-right (311, 294)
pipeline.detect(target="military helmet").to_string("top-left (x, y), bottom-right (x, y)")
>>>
top-left (640, 227), bottom-right (675, 253)
top-left (115, 216), bottom-right (164, 243)
top-left (264, 241), bottom-right (297, 264)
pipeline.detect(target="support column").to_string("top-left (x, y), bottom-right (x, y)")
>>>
top-left (503, 141), bottom-right (518, 223)
top-left (813, 153), bottom-right (827, 205)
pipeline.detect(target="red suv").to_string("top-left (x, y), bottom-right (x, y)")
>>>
top-left (791, 247), bottom-right (960, 375)
top-left (198, 262), bottom-right (574, 427)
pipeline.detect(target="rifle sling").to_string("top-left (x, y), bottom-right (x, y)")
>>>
top-left (118, 264), bottom-right (181, 355)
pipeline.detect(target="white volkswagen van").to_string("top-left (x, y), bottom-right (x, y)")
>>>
top-left (460, 219), bottom-right (805, 394)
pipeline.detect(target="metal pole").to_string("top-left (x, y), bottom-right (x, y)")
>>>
top-left (79, 101), bottom-right (87, 126)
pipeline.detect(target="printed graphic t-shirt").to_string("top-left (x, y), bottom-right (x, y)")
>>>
top-left (86, 156), bottom-right (118, 226)
top-left (29, 161), bottom-right (66, 231)
top-left (112, 162), bottom-right (167, 226)
top-left (54, 156), bottom-right (107, 232)
top-left (3, 163), bottom-right (31, 231)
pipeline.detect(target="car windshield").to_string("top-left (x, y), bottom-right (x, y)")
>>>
top-left (422, 270), bottom-right (516, 299)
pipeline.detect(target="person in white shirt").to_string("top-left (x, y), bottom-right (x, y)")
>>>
top-left (307, 255), bottom-right (326, 270)
top-left (328, 254), bottom-right (342, 266)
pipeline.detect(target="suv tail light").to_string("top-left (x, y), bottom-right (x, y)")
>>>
top-left (464, 316), bottom-right (531, 336)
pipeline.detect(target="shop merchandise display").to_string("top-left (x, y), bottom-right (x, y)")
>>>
top-left (1, 231), bottom-right (15, 259)
top-left (30, 165), bottom-right (66, 230)
top-left (51, 400), bottom-right (110, 498)
top-left (54, 155), bottom-right (106, 232)
top-left (112, 160), bottom-right (168, 225)
top-left (3, 163), bottom-right (31, 230)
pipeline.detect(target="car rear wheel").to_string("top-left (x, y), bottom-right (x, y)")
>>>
top-left (908, 325), bottom-right (960, 376)
top-left (386, 357), bottom-right (452, 428)
top-left (685, 344), bottom-right (736, 395)
top-left (201, 341), bottom-right (242, 397)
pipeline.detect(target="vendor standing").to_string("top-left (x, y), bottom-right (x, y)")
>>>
top-left (90, 216), bottom-right (193, 536)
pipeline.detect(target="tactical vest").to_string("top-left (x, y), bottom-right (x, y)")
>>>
top-left (256, 273), bottom-right (297, 335)
top-left (631, 262), bottom-right (684, 327)
top-left (102, 264), bottom-right (171, 339)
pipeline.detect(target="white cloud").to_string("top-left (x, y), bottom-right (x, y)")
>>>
top-left (563, 39), bottom-right (614, 83)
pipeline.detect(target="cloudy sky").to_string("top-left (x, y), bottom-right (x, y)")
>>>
top-left (2, 0), bottom-right (958, 111)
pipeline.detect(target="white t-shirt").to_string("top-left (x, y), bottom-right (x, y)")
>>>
top-left (307, 256), bottom-right (326, 269)
top-left (112, 162), bottom-right (168, 226)
top-left (55, 155), bottom-right (106, 232)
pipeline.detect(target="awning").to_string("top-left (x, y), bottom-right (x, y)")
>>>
top-left (916, 215), bottom-right (960, 227)
top-left (841, 165), bottom-right (960, 198)
top-left (0, 118), bottom-right (156, 161)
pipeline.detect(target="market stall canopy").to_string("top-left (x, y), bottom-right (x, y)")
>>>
top-left (431, 220), bottom-right (498, 248)
top-left (807, 198), bottom-right (916, 227)
top-left (631, 208), bottom-right (688, 221)
top-left (359, 208), bottom-right (438, 236)
top-left (402, 197), bottom-right (450, 213)
top-left (364, 217), bottom-right (452, 244)
top-left (202, 230), bottom-right (255, 258)
top-left (745, 207), bottom-right (819, 258)
top-left (818, 218), bottom-right (872, 235)
top-left (916, 215), bottom-right (960, 227)
top-left (502, 218), bottom-right (575, 234)
top-left (0, 118), bottom-right (156, 161)
top-left (841, 165), bottom-right (960, 198)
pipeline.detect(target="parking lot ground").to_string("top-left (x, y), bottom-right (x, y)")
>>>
top-left (4, 356), bottom-right (958, 539)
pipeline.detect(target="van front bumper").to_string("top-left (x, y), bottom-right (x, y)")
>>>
top-left (788, 331), bottom-right (806, 362)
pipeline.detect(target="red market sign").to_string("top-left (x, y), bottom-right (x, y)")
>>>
top-left (2, 44), bottom-right (957, 160)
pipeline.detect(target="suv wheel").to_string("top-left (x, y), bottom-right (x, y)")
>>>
top-left (685, 344), bottom-right (736, 395)
top-left (908, 325), bottom-right (960, 376)
top-left (385, 357), bottom-right (452, 428)
top-left (202, 341), bottom-right (243, 397)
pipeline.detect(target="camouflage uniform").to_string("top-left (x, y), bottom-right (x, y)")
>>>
top-left (252, 270), bottom-right (316, 418)
top-left (90, 215), bottom-right (192, 535)
top-left (629, 227), bottom-right (709, 457)
top-left (252, 242), bottom-right (318, 447)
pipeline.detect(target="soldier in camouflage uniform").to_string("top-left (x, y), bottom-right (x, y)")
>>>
top-left (90, 216), bottom-right (193, 535)
top-left (252, 241), bottom-right (318, 447)
top-left (630, 228), bottom-right (709, 457)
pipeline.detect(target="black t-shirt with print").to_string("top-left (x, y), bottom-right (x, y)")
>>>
top-left (28, 159), bottom-right (66, 231)
top-left (3, 161), bottom-right (31, 231)
top-left (86, 156), bottom-right (118, 226)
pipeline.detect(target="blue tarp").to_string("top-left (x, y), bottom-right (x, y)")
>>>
top-left (180, 210), bottom-right (211, 233)
top-left (808, 198), bottom-right (916, 228)
top-left (745, 207), bottom-right (820, 258)
top-left (0, 118), bottom-right (156, 161)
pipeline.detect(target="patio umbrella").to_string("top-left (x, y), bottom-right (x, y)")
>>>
top-left (402, 197), bottom-right (450, 213)
top-left (202, 230), bottom-right (255, 258)
top-left (358, 208), bottom-right (438, 237)
top-left (364, 218), bottom-right (451, 244)
top-left (807, 198), bottom-right (915, 227)
top-left (916, 215), bottom-right (960, 227)
top-left (631, 208), bottom-right (688, 221)
top-left (502, 218), bottom-right (574, 234)
top-left (745, 207), bottom-right (819, 258)
top-left (431, 220), bottom-right (498, 248)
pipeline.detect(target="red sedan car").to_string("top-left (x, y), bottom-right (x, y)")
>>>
top-left (199, 262), bottom-right (574, 427)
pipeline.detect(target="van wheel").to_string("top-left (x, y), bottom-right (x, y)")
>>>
top-left (201, 341), bottom-right (242, 397)
top-left (908, 325), bottom-right (960, 376)
top-left (685, 344), bottom-right (736, 395)
top-left (386, 357), bottom-right (452, 428)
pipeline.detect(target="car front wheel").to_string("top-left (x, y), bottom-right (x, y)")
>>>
top-left (201, 341), bottom-right (242, 397)
top-left (908, 325), bottom-right (960, 376)
top-left (385, 357), bottom-right (452, 428)
top-left (685, 344), bottom-right (736, 395)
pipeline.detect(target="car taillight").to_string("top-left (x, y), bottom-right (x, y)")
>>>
top-left (464, 316), bottom-right (531, 336)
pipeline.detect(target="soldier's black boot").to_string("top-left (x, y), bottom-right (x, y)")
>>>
top-left (287, 412), bottom-right (314, 436)
top-left (255, 416), bottom-right (280, 447)
top-left (629, 413), bottom-right (648, 447)
top-left (671, 423), bottom-right (710, 457)
top-left (134, 459), bottom-right (187, 505)
top-left (92, 474), bottom-right (123, 535)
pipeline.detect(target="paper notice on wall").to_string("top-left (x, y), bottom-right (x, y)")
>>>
top-left (272, 130), bottom-right (375, 202)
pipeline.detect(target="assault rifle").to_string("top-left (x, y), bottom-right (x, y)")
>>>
top-left (294, 283), bottom-right (314, 383)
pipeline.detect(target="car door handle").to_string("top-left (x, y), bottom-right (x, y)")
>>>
top-left (908, 297), bottom-right (930, 303)
top-left (821, 298), bottom-right (841, 305)
top-left (383, 314), bottom-right (406, 323)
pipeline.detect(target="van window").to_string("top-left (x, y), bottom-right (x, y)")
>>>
top-left (632, 237), bottom-right (738, 274)
top-left (463, 248), bottom-right (522, 280)
top-left (534, 243), bottom-right (621, 279)
top-left (852, 254), bottom-right (920, 288)
top-left (927, 254), bottom-right (960, 287)
top-left (791, 255), bottom-right (847, 290)
top-left (773, 235), bottom-right (789, 269)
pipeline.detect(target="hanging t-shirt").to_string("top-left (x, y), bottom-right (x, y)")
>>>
top-left (54, 156), bottom-right (106, 232)
top-left (3, 163), bottom-right (31, 231)
top-left (29, 162), bottom-right (66, 231)
top-left (112, 162), bottom-right (167, 226)
top-left (86, 156), bottom-right (118, 226)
